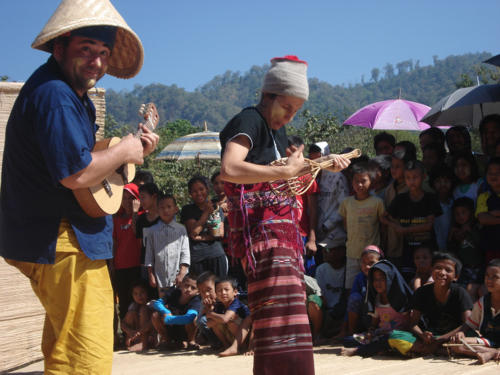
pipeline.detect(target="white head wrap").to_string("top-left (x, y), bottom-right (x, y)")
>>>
top-left (262, 55), bottom-right (309, 101)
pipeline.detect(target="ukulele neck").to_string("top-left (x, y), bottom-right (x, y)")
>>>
top-left (134, 116), bottom-right (155, 138)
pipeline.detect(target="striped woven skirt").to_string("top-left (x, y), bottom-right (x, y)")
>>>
top-left (225, 182), bottom-right (314, 375)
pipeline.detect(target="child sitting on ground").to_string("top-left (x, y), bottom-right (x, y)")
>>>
top-left (144, 194), bottom-right (190, 299)
top-left (407, 253), bottom-right (473, 354)
top-left (450, 258), bottom-right (500, 364)
top-left (195, 271), bottom-right (221, 348)
top-left (120, 280), bottom-right (155, 351)
top-left (341, 260), bottom-right (413, 357)
top-left (150, 273), bottom-right (201, 350)
top-left (305, 273), bottom-right (324, 344)
top-left (410, 244), bottom-right (434, 291)
top-left (339, 162), bottom-right (385, 290)
top-left (339, 245), bottom-right (383, 338)
top-left (207, 278), bottom-right (252, 356)
top-left (448, 197), bottom-right (483, 299)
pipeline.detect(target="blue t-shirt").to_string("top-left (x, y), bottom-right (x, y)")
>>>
top-left (165, 288), bottom-right (202, 315)
top-left (350, 272), bottom-right (367, 300)
top-left (214, 297), bottom-right (250, 319)
top-left (0, 57), bottom-right (112, 263)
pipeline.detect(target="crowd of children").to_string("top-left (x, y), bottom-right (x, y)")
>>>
top-left (110, 118), bottom-right (500, 364)
top-left (111, 171), bottom-right (251, 356)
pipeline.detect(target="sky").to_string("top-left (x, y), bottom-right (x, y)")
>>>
top-left (1, 0), bottom-right (499, 92)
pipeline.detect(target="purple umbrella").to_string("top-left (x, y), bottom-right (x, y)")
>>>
top-left (343, 99), bottom-right (431, 131)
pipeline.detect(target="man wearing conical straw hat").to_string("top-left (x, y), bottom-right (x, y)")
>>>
top-left (0, 1), bottom-right (158, 373)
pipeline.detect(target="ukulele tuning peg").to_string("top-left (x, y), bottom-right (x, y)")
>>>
top-left (138, 104), bottom-right (145, 116)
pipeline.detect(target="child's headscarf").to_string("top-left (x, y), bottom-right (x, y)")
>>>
top-left (365, 260), bottom-right (413, 314)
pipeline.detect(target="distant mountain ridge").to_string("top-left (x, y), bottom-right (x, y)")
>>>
top-left (106, 52), bottom-right (495, 131)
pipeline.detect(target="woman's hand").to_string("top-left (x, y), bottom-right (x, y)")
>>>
top-left (450, 331), bottom-right (465, 344)
top-left (285, 145), bottom-right (305, 178)
top-left (421, 331), bottom-right (435, 344)
top-left (327, 154), bottom-right (351, 173)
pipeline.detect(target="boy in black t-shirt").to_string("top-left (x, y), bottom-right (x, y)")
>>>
top-left (150, 273), bottom-right (201, 350)
top-left (207, 278), bottom-right (252, 357)
top-left (383, 160), bottom-right (442, 276)
top-left (450, 259), bottom-right (500, 364)
top-left (409, 253), bottom-right (472, 354)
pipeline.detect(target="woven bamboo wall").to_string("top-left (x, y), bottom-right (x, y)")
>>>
top-left (0, 82), bottom-right (24, 187)
top-left (0, 257), bottom-right (45, 372)
top-left (0, 82), bottom-right (106, 184)
top-left (0, 82), bottom-right (106, 372)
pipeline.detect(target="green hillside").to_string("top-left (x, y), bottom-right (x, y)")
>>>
top-left (106, 52), bottom-right (497, 132)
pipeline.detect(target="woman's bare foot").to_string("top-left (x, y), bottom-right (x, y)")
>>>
top-left (219, 340), bottom-right (238, 357)
top-left (340, 347), bottom-right (357, 357)
top-left (476, 349), bottom-right (499, 364)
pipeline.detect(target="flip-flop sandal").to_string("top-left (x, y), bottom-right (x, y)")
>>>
top-left (184, 342), bottom-right (201, 351)
top-left (166, 341), bottom-right (184, 351)
top-left (155, 341), bottom-right (170, 351)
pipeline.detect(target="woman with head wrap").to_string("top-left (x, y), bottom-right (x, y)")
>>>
top-left (220, 56), bottom-right (349, 374)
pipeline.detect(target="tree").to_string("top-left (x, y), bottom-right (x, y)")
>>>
top-left (371, 68), bottom-right (380, 83)
top-left (456, 73), bottom-right (474, 88)
top-left (1, 75), bottom-right (8, 81)
top-left (384, 63), bottom-right (395, 79)
top-left (396, 60), bottom-right (412, 75)
top-left (294, 110), bottom-right (342, 147)
top-left (104, 113), bottom-right (124, 138)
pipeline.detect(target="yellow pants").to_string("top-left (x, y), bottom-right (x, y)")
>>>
top-left (6, 219), bottom-right (113, 375)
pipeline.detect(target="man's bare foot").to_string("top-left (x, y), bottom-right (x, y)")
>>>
top-left (219, 341), bottom-right (238, 357)
top-left (476, 350), bottom-right (499, 364)
top-left (340, 347), bottom-right (357, 356)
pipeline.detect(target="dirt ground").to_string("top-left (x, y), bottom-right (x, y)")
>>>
top-left (7, 345), bottom-right (498, 375)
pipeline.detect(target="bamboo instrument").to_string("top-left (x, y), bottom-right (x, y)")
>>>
top-left (269, 149), bottom-right (361, 196)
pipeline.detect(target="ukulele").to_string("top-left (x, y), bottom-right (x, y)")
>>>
top-left (73, 103), bottom-right (160, 217)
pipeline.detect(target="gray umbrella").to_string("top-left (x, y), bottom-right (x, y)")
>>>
top-left (421, 84), bottom-right (500, 128)
top-left (484, 54), bottom-right (500, 67)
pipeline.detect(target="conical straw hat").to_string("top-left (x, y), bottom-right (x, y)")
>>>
top-left (31, 0), bottom-right (143, 79)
